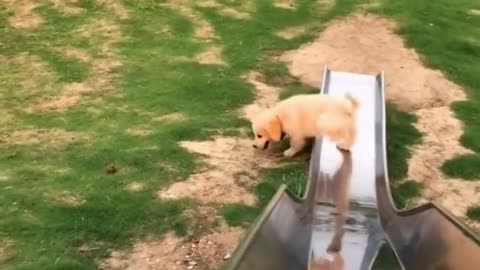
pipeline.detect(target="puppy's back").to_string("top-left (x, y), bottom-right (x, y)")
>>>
top-left (276, 94), bottom-right (352, 116)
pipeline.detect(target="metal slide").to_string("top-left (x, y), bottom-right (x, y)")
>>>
top-left (224, 67), bottom-right (480, 270)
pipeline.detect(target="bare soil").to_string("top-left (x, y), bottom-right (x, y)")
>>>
top-left (95, 0), bottom-right (130, 20)
top-left (195, 46), bottom-right (226, 65)
top-left (102, 224), bottom-right (243, 270)
top-left (218, 7), bottom-right (250, 20)
top-left (51, 0), bottom-right (85, 15)
top-left (0, 238), bottom-right (15, 263)
top-left (276, 26), bottom-right (308, 40)
top-left (5, 0), bottom-right (44, 29)
top-left (158, 136), bottom-right (280, 205)
top-left (52, 190), bottom-right (86, 206)
top-left (468, 9), bottom-right (480, 16)
top-left (153, 112), bottom-right (187, 123)
top-left (125, 182), bottom-right (145, 192)
top-left (280, 14), bottom-right (479, 223)
top-left (273, 0), bottom-right (296, 10)
top-left (60, 47), bottom-right (92, 63)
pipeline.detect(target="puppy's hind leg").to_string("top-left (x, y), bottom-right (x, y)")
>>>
top-left (284, 135), bottom-right (306, 157)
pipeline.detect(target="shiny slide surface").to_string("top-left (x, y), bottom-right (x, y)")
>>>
top-left (224, 67), bottom-right (480, 270)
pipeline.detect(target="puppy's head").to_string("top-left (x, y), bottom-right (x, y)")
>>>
top-left (251, 110), bottom-right (282, 150)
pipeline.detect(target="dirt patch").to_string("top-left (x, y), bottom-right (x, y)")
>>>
top-left (218, 7), bottom-right (250, 19)
top-left (274, 0), bottom-right (296, 10)
top-left (240, 71), bottom-right (279, 120)
top-left (95, 0), bottom-right (130, 20)
top-left (276, 26), bottom-right (307, 40)
top-left (28, 95), bottom-right (80, 112)
top-left (101, 232), bottom-right (185, 270)
top-left (5, 0), bottom-right (44, 29)
top-left (158, 136), bottom-right (280, 205)
top-left (195, 46), bottom-right (225, 65)
top-left (153, 112), bottom-right (187, 123)
top-left (125, 182), bottom-right (145, 192)
top-left (280, 13), bottom-right (479, 223)
top-left (158, 136), bottom-right (276, 205)
top-left (26, 81), bottom-right (93, 112)
top-left (0, 128), bottom-right (82, 148)
top-left (0, 238), bottom-right (15, 263)
top-left (60, 47), bottom-right (91, 62)
top-left (102, 224), bottom-right (243, 270)
top-left (196, 0), bottom-right (221, 8)
top-left (126, 125), bottom-right (154, 137)
top-left (50, 0), bottom-right (85, 15)
top-left (53, 191), bottom-right (86, 206)
top-left (7, 53), bottom-right (55, 92)
top-left (468, 9), bottom-right (480, 16)
top-left (280, 14), bottom-right (466, 111)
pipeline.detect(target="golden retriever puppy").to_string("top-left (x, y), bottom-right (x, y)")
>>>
top-left (251, 93), bottom-right (358, 157)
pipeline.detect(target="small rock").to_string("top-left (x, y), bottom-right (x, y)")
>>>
top-left (224, 253), bottom-right (231, 260)
top-left (189, 261), bottom-right (197, 266)
top-left (105, 164), bottom-right (118, 175)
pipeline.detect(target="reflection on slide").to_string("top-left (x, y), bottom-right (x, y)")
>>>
top-left (310, 150), bottom-right (352, 270)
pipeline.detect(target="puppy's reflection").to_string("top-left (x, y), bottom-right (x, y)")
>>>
top-left (310, 252), bottom-right (344, 270)
top-left (312, 149), bottom-right (352, 270)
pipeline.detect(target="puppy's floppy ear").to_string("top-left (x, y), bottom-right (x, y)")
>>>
top-left (266, 116), bottom-right (282, 141)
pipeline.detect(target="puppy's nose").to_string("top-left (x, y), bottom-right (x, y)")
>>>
top-left (252, 144), bottom-right (257, 149)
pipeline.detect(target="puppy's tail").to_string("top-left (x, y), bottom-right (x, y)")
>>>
top-left (345, 93), bottom-right (359, 110)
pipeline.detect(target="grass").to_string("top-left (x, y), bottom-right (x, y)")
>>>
top-left (385, 104), bottom-right (423, 208)
top-left (467, 206), bottom-right (480, 222)
top-left (371, 244), bottom-right (402, 270)
top-left (222, 162), bottom-right (306, 227)
top-left (0, 0), bottom-right (478, 269)
top-left (442, 154), bottom-right (480, 180)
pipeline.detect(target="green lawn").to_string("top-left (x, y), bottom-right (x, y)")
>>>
top-left (0, 0), bottom-right (478, 269)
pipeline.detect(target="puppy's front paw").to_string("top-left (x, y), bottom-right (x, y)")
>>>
top-left (336, 143), bottom-right (351, 152)
top-left (283, 148), bottom-right (297, 157)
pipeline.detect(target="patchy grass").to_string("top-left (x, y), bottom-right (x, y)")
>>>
top-left (377, 0), bottom-right (480, 181)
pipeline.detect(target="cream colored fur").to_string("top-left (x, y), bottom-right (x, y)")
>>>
top-left (251, 93), bottom-right (359, 157)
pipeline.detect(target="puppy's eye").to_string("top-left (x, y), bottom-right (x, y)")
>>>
top-left (257, 135), bottom-right (262, 139)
